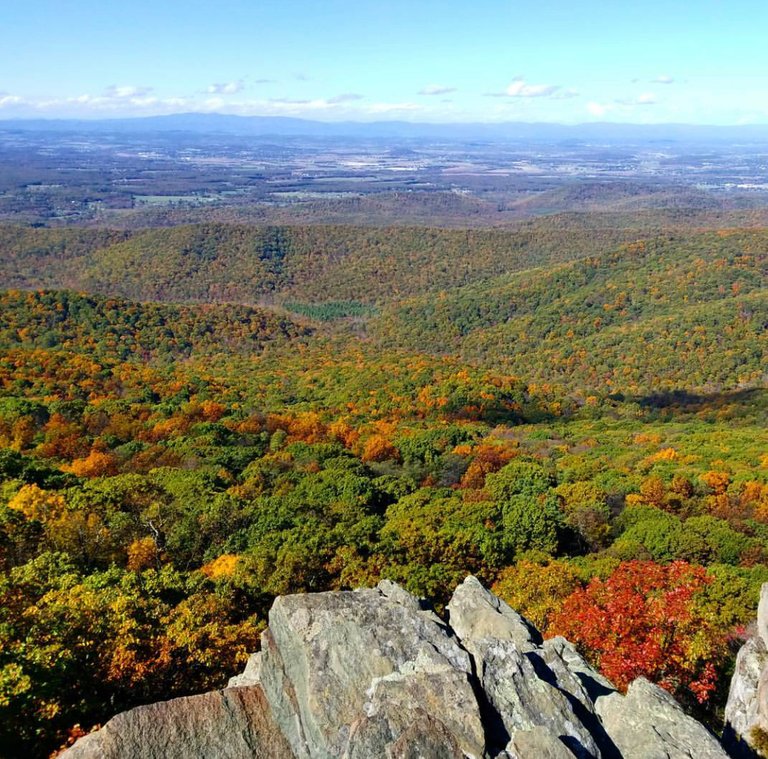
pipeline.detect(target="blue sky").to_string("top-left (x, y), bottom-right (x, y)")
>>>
top-left (1, 0), bottom-right (767, 123)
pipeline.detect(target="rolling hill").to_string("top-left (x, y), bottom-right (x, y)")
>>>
top-left (370, 229), bottom-right (768, 392)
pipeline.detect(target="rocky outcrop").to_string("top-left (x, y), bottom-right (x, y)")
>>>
top-left (64, 577), bottom-right (730, 759)
top-left (724, 583), bottom-right (768, 757)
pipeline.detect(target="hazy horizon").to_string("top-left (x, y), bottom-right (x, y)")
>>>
top-left (6, 112), bottom-right (768, 134)
top-left (3, 111), bottom-right (768, 126)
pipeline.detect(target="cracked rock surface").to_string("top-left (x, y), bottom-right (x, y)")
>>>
top-left (724, 582), bottom-right (768, 757)
top-left (63, 576), bottom-right (730, 758)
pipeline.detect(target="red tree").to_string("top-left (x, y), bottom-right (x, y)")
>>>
top-left (549, 561), bottom-right (725, 704)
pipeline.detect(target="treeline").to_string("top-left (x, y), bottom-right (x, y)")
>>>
top-left (2, 222), bottom-right (766, 396)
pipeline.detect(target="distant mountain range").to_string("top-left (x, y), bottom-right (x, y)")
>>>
top-left (2, 112), bottom-right (768, 143)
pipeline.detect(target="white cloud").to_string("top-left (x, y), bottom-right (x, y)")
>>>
top-left (160, 97), bottom-right (190, 108)
top-left (506, 78), bottom-right (557, 98)
top-left (0, 94), bottom-right (24, 108)
top-left (207, 80), bottom-right (244, 95)
top-left (587, 101), bottom-right (611, 117)
top-left (24, 85), bottom-right (166, 113)
top-left (268, 97), bottom-right (311, 105)
top-left (613, 92), bottom-right (660, 107)
top-left (263, 97), bottom-right (366, 113)
top-left (104, 85), bottom-right (153, 98)
top-left (419, 84), bottom-right (456, 96)
top-left (14, 91), bottom-right (194, 115)
top-left (485, 77), bottom-right (576, 99)
top-left (653, 74), bottom-right (674, 84)
top-left (203, 96), bottom-right (226, 109)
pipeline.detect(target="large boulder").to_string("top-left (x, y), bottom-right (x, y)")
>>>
top-left (64, 576), bottom-right (735, 759)
top-left (447, 575), bottom-right (542, 653)
top-left (61, 686), bottom-right (293, 759)
top-left (724, 636), bottom-right (768, 746)
top-left (758, 583), bottom-right (768, 649)
top-left (259, 579), bottom-right (485, 758)
top-left (448, 576), bottom-right (603, 758)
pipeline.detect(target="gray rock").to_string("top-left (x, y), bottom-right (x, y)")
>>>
top-left (541, 636), bottom-right (616, 710)
top-left (346, 709), bottom-right (467, 759)
top-left (228, 651), bottom-right (262, 688)
top-left (475, 639), bottom-right (601, 758)
top-left (758, 582), bottom-right (768, 648)
top-left (362, 667), bottom-right (485, 751)
top-left (345, 673), bottom-right (482, 759)
top-left (725, 635), bottom-right (768, 741)
top-left (259, 582), bottom-right (484, 758)
top-left (724, 628), bottom-right (768, 757)
top-left (61, 685), bottom-right (293, 759)
top-left (377, 578), bottom-right (440, 621)
top-left (596, 678), bottom-right (728, 758)
top-left (448, 579), bottom-right (599, 757)
top-left (536, 638), bottom-right (623, 758)
top-left (502, 726), bottom-right (577, 758)
top-left (447, 575), bottom-right (541, 654)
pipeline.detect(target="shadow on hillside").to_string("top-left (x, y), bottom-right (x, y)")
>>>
top-left (626, 387), bottom-right (766, 420)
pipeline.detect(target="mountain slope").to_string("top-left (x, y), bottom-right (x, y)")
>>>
top-left (371, 229), bottom-right (768, 392)
top-left (0, 221), bottom-right (655, 305)
top-left (2, 223), bottom-right (766, 394)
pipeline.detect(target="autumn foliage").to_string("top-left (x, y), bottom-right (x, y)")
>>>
top-left (549, 561), bottom-right (727, 704)
top-left (0, 274), bottom-right (766, 756)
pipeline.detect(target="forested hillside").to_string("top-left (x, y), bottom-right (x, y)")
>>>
top-left (0, 216), bottom-right (766, 756)
top-left (0, 220), bottom-right (670, 304)
top-left (372, 230), bottom-right (768, 392)
top-left (2, 220), bottom-right (765, 397)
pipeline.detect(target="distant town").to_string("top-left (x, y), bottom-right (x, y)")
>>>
top-left (3, 117), bottom-right (768, 225)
